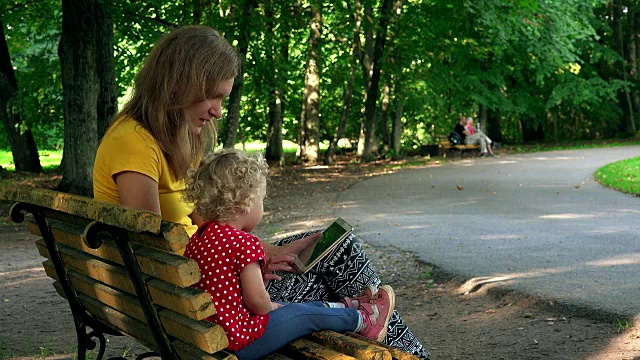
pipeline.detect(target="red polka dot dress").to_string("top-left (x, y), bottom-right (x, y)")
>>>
top-left (184, 221), bottom-right (269, 351)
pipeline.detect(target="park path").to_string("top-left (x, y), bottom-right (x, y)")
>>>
top-left (336, 146), bottom-right (640, 320)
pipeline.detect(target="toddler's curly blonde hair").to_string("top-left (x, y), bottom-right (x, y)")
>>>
top-left (184, 149), bottom-right (269, 222)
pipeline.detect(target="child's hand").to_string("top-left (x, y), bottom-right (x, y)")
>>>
top-left (270, 302), bottom-right (284, 312)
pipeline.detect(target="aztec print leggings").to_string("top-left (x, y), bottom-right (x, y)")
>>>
top-left (266, 231), bottom-right (431, 360)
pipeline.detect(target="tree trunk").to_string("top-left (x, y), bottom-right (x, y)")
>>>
top-left (298, 1), bottom-right (322, 163)
top-left (486, 108), bottom-right (503, 143)
top-left (520, 116), bottom-right (544, 143)
top-left (379, 80), bottom-right (390, 152)
top-left (547, 110), bottom-right (558, 142)
top-left (0, 21), bottom-right (42, 173)
top-left (361, 0), bottom-right (393, 162)
top-left (325, 0), bottom-right (363, 165)
top-left (478, 104), bottom-right (487, 134)
top-left (95, 1), bottom-right (118, 140)
top-left (264, 0), bottom-right (283, 166)
top-left (222, 0), bottom-right (258, 148)
top-left (58, 0), bottom-right (100, 195)
top-left (193, 0), bottom-right (205, 24)
top-left (391, 96), bottom-right (403, 157)
top-left (356, 1), bottom-right (375, 156)
top-left (380, 0), bottom-right (403, 155)
top-left (630, 9), bottom-right (640, 125)
top-left (613, 0), bottom-right (636, 134)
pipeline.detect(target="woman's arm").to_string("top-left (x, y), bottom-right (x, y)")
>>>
top-left (115, 171), bottom-right (161, 214)
top-left (260, 232), bottom-right (322, 278)
top-left (240, 262), bottom-right (281, 315)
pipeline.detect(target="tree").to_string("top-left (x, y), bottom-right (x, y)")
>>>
top-left (263, 0), bottom-right (284, 165)
top-left (95, 2), bottom-right (118, 140)
top-left (298, 0), bottom-right (322, 163)
top-left (361, 0), bottom-right (393, 162)
top-left (222, 0), bottom-right (258, 149)
top-left (58, 0), bottom-right (116, 195)
top-left (324, 0), bottom-right (363, 165)
top-left (0, 20), bottom-right (42, 172)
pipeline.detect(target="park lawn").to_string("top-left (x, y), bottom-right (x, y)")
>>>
top-left (0, 142), bottom-right (298, 171)
top-left (0, 150), bottom-right (63, 171)
top-left (594, 157), bottom-right (640, 196)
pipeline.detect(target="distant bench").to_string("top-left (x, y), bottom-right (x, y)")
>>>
top-left (438, 135), bottom-right (480, 158)
top-left (1, 187), bottom-right (416, 360)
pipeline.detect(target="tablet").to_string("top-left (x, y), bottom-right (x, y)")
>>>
top-left (293, 218), bottom-right (353, 273)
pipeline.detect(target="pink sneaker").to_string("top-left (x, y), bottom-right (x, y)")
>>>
top-left (340, 284), bottom-right (378, 309)
top-left (357, 285), bottom-right (395, 342)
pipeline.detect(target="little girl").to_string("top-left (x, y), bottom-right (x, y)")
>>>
top-left (183, 149), bottom-right (396, 360)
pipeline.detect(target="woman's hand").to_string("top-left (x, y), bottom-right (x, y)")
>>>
top-left (261, 232), bottom-right (322, 279)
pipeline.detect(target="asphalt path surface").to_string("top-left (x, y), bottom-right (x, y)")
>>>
top-left (336, 146), bottom-right (640, 319)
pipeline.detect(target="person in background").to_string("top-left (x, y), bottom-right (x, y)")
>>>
top-left (182, 149), bottom-right (396, 359)
top-left (92, 25), bottom-right (430, 358)
top-left (454, 115), bottom-right (490, 156)
top-left (465, 117), bottom-right (495, 156)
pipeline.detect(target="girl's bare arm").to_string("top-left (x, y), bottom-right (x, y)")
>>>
top-left (240, 262), bottom-right (281, 315)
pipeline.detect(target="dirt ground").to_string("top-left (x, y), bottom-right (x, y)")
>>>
top-left (1, 155), bottom-right (639, 359)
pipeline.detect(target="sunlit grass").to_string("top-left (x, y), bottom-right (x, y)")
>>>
top-left (232, 140), bottom-right (300, 153)
top-left (0, 150), bottom-right (62, 171)
top-left (594, 157), bottom-right (640, 196)
top-left (503, 139), bottom-right (640, 154)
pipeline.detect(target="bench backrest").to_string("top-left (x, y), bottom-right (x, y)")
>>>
top-left (2, 187), bottom-right (415, 360)
top-left (1, 187), bottom-right (231, 359)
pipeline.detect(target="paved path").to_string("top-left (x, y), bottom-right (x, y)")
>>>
top-left (336, 146), bottom-right (640, 319)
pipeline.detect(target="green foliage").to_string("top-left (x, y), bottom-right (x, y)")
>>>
top-left (2, 1), bottom-right (63, 150)
top-left (2, 0), bottom-right (636, 161)
top-left (594, 156), bottom-right (640, 196)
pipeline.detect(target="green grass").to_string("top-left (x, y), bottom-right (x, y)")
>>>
top-left (613, 318), bottom-right (631, 333)
top-left (502, 138), bottom-right (640, 154)
top-left (594, 157), bottom-right (640, 196)
top-left (233, 140), bottom-right (301, 153)
top-left (0, 150), bottom-right (62, 171)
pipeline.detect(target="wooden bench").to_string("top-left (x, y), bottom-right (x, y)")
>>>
top-left (1, 187), bottom-right (416, 360)
top-left (438, 135), bottom-right (480, 158)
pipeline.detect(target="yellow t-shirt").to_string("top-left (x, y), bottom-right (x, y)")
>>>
top-left (93, 116), bottom-right (198, 239)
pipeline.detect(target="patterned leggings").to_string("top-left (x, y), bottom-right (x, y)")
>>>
top-left (266, 231), bottom-right (431, 359)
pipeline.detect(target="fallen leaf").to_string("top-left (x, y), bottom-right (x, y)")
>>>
top-left (575, 185), bottom-right (580, 188)
top-left (456, 185), bottom-right (464, 191)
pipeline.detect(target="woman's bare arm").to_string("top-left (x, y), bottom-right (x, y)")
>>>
top-left (114, 171), bottom-right (161, 214)
top-left (260, 232), bottom-right (322, 278)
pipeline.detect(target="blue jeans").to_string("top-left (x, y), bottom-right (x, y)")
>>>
top-left (231, 302), bottom-right (360, 360)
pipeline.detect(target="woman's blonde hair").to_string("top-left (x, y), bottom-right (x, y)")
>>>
top-left (184, 149), bottom-right (269, 222)
top-left (117, 26), bottom-right (240, 179)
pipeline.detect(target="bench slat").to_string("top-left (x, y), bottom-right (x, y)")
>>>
top-left (283, 338), bottom-right (356, 360)
top-left (263, 354), bottom-right (295, 360)
top-left (159, 308), bottom-right (228, 354)
top-left (80, 271), bottom-right (226, 355)
top-left (343, 333), bottom-right (419, 360)
top-left (1, 187), bottom-right (162, 233)
top-left (308, 331), bottom-right (391, 360)
top-left (31, 222), bottom-right (200, 287)
top-left (51, 282), bottom-right (229, 356)
top-left (172, 340), bottom-right (237, 360)
top-left (39, 244), bottom-right (214, 320)
top-left (53, 282), bottom-right (232, 360)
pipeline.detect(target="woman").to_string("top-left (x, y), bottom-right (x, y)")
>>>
top-left (93, 25), bottom-right (430, 359)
